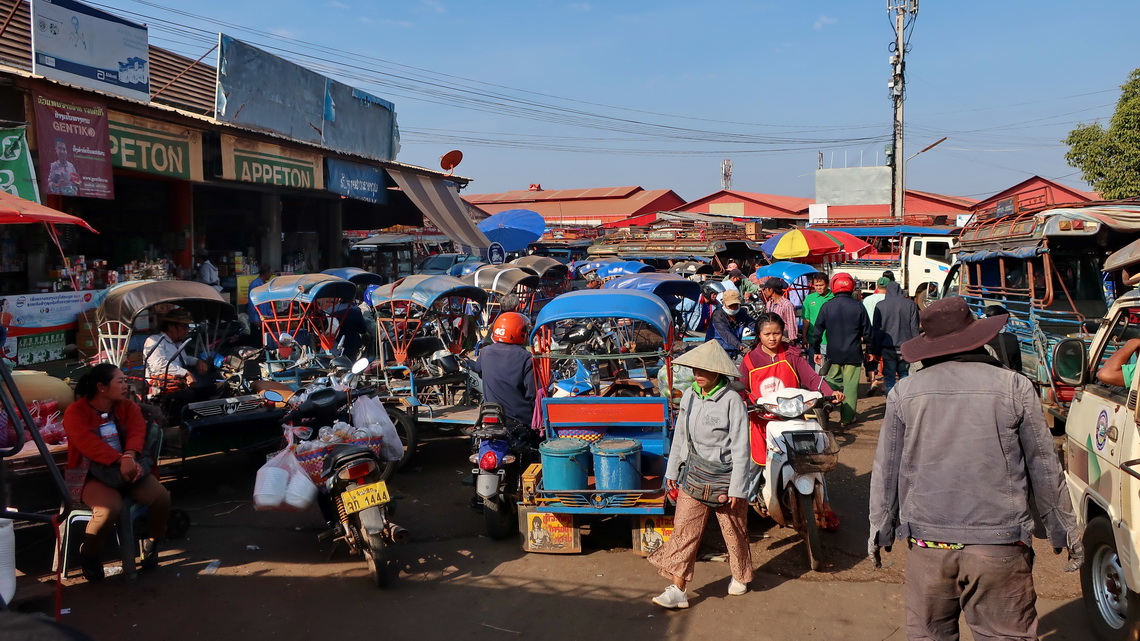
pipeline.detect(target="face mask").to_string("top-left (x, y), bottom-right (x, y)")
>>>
top-left (725, 306), bottom-right (740, 316)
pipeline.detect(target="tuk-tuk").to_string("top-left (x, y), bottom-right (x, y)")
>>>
top-left (367, 275), bottom-right (489, 456)
top-left (462, 264), bottom-right (540, 320)
top-left (575, 257), bottom-right (621, 279)
top-left (520, 289), bottom-right (675, 554)
top-left (321, 267), bottom-right (385, 288)
top-left (511, 255), bottom-right (571, 306)
top-left (95, 279), bottom-right (284, 458)
top-left (594, 261), bottom-right (655, 282)
top-left (668, 260), bottom-right (714, 279)
top-left (249, 273), bottom-right (358, 385)
top-left (603, 272), bottom-right (703, 336)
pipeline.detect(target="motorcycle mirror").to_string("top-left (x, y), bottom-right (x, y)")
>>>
top-left (351, 358), bottom-right (369, 374)
top-left (330, 356), bottom-right (353, 371)
top-left (262, 390), bottom-right (284, 403)
top-left (279, 333), bottom-right (296, 346)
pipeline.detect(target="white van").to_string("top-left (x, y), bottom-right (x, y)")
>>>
top-left (1053, 289), bottom-right (1140, 639)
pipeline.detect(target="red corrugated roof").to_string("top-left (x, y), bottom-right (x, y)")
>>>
top-left (674, 190), bottom-right (815, 215)
top-left (465, 186), bottom-right (642, 204)
top-left (463, 187), bottom-right (685, 224)
top-left (907, 190), bottom-right (980, 208)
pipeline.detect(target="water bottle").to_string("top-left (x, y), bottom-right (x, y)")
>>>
top-left (98, 418), bottom-right (122, 453)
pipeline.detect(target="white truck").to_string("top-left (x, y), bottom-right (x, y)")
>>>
top-left (1054, 289), bottom-right (1140, 639)
top-left (812, 225), bottom-right (957, 306)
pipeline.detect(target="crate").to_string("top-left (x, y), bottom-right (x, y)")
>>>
top-left (783, 430), bottom-right (839, 474)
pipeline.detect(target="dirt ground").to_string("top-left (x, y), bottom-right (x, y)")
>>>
top-left (8, 389), bottom-right (1091, 640)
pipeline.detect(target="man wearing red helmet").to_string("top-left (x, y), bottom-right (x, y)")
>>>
top-left (470, 312), bottom-right (537, 427)
top-left (809, 273), bottom-right (871, 426)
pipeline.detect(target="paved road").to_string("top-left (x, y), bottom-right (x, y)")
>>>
top-left (15, 390), bottom-right (1091, 640)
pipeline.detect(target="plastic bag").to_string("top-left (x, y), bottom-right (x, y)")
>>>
top-left (351, 395), bottom-right (403, 462)
top-left (39, 411), bottom-right (66, 445)
top-left (254, 449), bottom-right (307, 511)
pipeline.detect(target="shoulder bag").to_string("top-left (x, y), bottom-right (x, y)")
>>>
top-left (677, 394), bottom-right (733, 508)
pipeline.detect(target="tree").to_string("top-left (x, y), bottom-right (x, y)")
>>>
top-left (1065, 67), bottom-right (1140, 199)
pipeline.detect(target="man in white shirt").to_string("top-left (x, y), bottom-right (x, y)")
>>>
top-left (144, 309), bottom-right (208, 395)
top-left (195, 250), bottom-right (222, 292)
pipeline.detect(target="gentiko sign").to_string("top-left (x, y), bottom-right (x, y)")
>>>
top-left (220, 134), bottom-right (323, 189)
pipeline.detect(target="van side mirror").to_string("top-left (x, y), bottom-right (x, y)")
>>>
top-left (1051, 338), bottom-right (1087, 386)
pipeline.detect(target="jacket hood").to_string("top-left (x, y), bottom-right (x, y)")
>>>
top-left (886, 282), bottom-right (904, 297)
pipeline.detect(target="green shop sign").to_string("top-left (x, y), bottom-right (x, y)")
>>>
top-left (108, 112), bottom-right (203, 181)
top-left (220, 134), bottom-right (323, 189)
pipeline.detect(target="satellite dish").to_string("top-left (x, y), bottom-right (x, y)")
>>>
top-left (440, 150), bottom-right (464, 174)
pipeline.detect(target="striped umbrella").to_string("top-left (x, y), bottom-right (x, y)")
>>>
top-left (759, 229), bottom-right (843, 260)
top-left (816, 230), bottom-right (873, 261)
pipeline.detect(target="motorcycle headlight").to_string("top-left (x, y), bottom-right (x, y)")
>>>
top-left (767, 396), bottom-right (805, 418)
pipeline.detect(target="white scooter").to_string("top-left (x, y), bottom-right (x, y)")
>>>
top-left (753, 388), bottom-right (839, 572)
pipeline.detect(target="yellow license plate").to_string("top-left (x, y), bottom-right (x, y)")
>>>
top-left (341, 481), bottom-right (390, 514)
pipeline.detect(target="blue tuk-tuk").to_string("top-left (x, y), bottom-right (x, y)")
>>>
top-left (249, 273), bottom-right (358, 385)
top-left (520, 289), bottom-right (675, 554)
top-left (322, 267), bottom-right (385, 288)
top-left (604, 272), bottom-right (703, 335)
top-left (594, 260), bottom-right (655, 282)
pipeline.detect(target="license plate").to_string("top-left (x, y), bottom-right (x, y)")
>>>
top-left (341, 481), bottom-right (390, 514)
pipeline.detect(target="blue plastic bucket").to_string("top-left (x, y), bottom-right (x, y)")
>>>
top-left (539, 438), bottom-right (590, 490)
top-left (590, 438), bottom-right (642, 491)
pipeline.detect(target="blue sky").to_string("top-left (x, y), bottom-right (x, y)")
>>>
top-left (95, 0), bottom-right (1139, 202)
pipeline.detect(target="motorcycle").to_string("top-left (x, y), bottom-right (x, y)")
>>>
top-left (751, 389), bottom-right (839, 571)
top-left (469, 402), bottom-right (540, 539)
top-left (272, 359), bottom-right (409, 587)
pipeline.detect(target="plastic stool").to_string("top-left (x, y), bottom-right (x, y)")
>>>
top-left (52, 500), bottom-right (148, 579)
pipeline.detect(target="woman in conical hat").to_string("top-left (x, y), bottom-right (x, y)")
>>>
top-left (647, 340), bottom-right (753, 609)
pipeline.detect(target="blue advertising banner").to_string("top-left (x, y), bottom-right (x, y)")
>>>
top-left (215, 35), bottom-right (398, 162)
top-left (326, 158), bottom-right (386, 204)
top-left (31, 0), bottom-right (150, 102)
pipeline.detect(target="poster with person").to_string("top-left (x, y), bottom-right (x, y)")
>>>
top-left (32, 88), bottom-right (113, 199)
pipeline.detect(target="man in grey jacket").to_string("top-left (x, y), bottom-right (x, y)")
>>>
top-left (868, 297), bottom-right (1081, 640)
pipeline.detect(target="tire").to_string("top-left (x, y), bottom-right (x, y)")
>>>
top-left (1081, 516), bottom-right (1140, 640)
top-left (378, 406), bottom-right (417, 481)
top-left (797, 489), bottom-right (823, 572)
top-left (363, 533), bottom-right (390, 588)
top-left (913, 286), bottom-right (929, 309)
top-left (483, 495), bottom-right (516, 540)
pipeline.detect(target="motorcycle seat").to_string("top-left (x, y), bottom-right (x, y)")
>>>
top-left (320, 443), bottom-right (377, 478)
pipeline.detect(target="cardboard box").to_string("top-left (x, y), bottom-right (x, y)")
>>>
top-left (519, 507), bottom-right (581, 554)
top-left (631, 515), bottom-right (674, 557)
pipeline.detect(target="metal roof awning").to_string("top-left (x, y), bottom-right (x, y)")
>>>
top-left (386, 168), bottom-right (490, 249)
top-left (352, 233), bottom-right (451, 249)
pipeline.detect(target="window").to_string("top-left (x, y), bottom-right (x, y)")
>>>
top-left (911, 240), bottom-right (923, 256)
top-left (1091, 308), bottom-right (1140, 388)
top-left (420, 255), bottom-right (452, 271)
top-left (926, 241), bottom-right (952, 263)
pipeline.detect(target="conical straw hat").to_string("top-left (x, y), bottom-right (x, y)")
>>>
top-left (673, 341), bottom-right (740, 379)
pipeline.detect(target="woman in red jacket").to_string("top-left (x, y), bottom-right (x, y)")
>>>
top-left (63, 364), bottom-right (170, 581)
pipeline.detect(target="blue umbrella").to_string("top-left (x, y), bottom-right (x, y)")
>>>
top-left (477, 209), bottom-right (546, 252)
top-left (753, 261), bottom-right (821, 309)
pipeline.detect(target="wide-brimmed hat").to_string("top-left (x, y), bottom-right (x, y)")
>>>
top-left (721, 289), bottom-right (742, 306)
top-left (900, 297), bottom-right (1008, 362)
top-left (162, 308), bottom-right (194, 326)
top-left (674, 340), bottom-right (740, 379)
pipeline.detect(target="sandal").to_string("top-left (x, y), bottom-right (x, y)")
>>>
top-left (140, 539), bottom-right (160, 571)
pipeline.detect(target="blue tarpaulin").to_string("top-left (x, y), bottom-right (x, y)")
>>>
top-left (957, 245), bottom-right (1046, 263)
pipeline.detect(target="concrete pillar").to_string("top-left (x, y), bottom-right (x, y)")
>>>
top-left (260, 192), bottom-right (282, 272)
top-left (171, 181), bottom-right (193, 272)
top-left (327, 198), bottom-right (343, 269)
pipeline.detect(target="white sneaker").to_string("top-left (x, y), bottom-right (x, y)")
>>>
top-left (728, 578), bottom-right (749, 596)
top-left (652, 584), bottom-right (690, 609)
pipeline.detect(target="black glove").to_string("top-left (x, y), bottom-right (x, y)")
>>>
top-left (869, 540), bottom-right (891, 569)
top-left (1055, 541), bottom-right (1084, 573)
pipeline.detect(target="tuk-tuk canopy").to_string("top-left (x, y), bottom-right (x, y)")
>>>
top-left (321, 267), bottom-right (384, 287)
top-left (753, 261), bottom-right (820, 284)
top-left (531, 290), bottom-right (674, 339)
top-left (462, 265), bottom-right (540, 294)
top-left (595, 261), bottom-right (655, 279)
top-left (97, 280), bottom-right (235, 327)
top-left (668, 260), bottom-right (713, 276)
top-left (603, 273), bottom-right (701, 302)
top-left (512, 255), bottom-right (569, 280)
top-left (368, 274), bottom-right (488, 308)
top-left (575, 257), bottom-right (621, 275)
top-left (249, 274), bottom-right (357, 306)
top-left (448, 261), bottom-right (488, 277)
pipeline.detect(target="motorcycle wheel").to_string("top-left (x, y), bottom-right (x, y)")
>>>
top-left (484, 495), bottom-right (516, 540)
top-left (797, 490), bottom-right (823, 571)
top-left (362, 533), bottom-right (390, 588)
top-left (378, 406), bottom-right (417, 482)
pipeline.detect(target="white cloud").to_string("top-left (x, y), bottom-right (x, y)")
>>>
top-left (421, 0), bottom-right (446, 13)
top-left (379, 18), bottom-right (414, 28)
top-left (814, 15), bottom-right (837, 30)
top-left (326, 1), bottom-right (350, 9)
top-left (568, 2), bottom-right (592, 10)
top-left (269, 27), bottom-right (298, 39)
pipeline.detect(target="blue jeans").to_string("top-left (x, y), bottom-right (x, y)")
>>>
top-left (881, 348), bottom-right (909, 393)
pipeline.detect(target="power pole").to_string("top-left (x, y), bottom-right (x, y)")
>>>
top-left (888, 0), bottom-right (917, 219)
top-left (721, 159), bottom-right (732, 190)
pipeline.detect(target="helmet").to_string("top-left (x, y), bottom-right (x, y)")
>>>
top-left (830, 272), bottom-right (855, 294)
top-left (491, 312), bottom-right (529, 345)
top-left (701, 280), bottom-right (726, 298)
